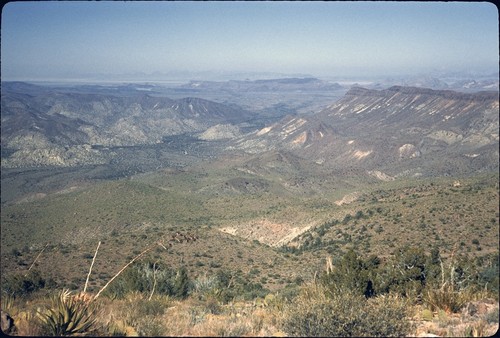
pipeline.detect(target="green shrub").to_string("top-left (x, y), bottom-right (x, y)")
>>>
top-left (321, 249), bottom-right (376, 297)
top-left (2, 270), bottom-right (46, 297)
top-left (173, 267), bottom-right (190, 299)
top-left (342, 214), bottom-right (352, 224)
top-left (477, 254), bottom-right (499, 296)
top-left (238, 281), bottom-right (268, 301)
top-left (375, 246), bottom-right (427, 297)
top-left (422, 308), bottom-right (433, 321)
top-left (103, 262), bottom-right (191, 299)
top-left (11, 248), bottom-right (22, 257)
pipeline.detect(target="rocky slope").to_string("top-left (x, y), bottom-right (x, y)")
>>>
top-left (3, 82), bottom-right (498, 177)
top-left (1, 83), bottom-right (257, 167)
top-left (232, 86), bottom-right (499, 178)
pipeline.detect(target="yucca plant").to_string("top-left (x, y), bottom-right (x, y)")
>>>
top-left (37, 289), bottom-right (97, 336)
top-left (1, 293), bottom-right (15, 313)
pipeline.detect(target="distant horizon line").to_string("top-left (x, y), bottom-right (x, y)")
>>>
top-left (2, 66), bottom-right (499, 83)
top-left (3, 73), bottom-right (500, 84)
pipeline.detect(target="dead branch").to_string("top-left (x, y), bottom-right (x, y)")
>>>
top-left (84, 241), bottom-right (101, 293)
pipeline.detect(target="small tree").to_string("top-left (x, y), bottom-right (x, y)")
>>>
top-left (378, 246), bottom-right (427, 297)
top-left (321, 249), bottom-right (375, 297)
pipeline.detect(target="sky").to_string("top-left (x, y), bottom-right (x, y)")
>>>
top-left (1, 1), bottom-right (498, 81)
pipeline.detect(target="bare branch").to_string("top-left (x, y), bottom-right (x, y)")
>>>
top-left (84, 241), bottom-right (101, 293)
top-left (26, 243), bottom-right (49, 274)
top-left (93, 245), bottom-right (154, 300)
top-left (148, 262), bottom-right (158, 301)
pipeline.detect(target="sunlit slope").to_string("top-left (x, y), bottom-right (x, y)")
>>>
top-left (233, 86), bottom-right (499, 177)
top-left (0, 177), bottom-right (315, 291)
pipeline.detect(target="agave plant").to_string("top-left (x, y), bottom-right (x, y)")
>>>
top-left (37, 289), bottom-right (97, 336)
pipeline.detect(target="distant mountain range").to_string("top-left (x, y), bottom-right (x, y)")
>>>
top-left (369, 75), bottom-right (499, 92)
top-left (180, 75), bottom-right (499, 93)
top-left (179, 77), bottom-right (343, 92)
top-left (2, 82), bottom-right (498, 178)
top-left (1, 82), bottom-right (257, 167)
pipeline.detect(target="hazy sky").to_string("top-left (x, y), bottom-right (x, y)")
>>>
top-left (1, 1), bottom-right (498, 81)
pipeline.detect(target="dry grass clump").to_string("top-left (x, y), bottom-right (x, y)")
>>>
top-left (423, 283), bottom-right (475, 314)
top-left (412, 301), bottom-right (499, 337)
top-left (155, 298), bottom-right (281, 336)
top-left (94, 291), bottom-right (170, 336)
top-left (281, 283), bottom-right (414, 337)
top-left (92, 291), bottom-right (282, 336)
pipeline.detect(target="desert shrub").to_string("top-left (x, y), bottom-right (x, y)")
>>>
top-left (476, 253), bottom-right (499, 296)
top-left (322, 247), bottom-right (432, 299)
top-left (321, 249), bottom-right (377, 297)
top-left (281, 284), bottom-right (413, 337)
top-left (173, 267), bottom-right (190, 299)
top-left (237, 281), bottom-right (268, 301)
top-left (354, 210), bottom-right (365, 219)
top-left (363, 294), bottom-right (415, 336)
top-left (113, 293), bottom-right (169, 336)
top-left (215, 269), bottom-right (234, 289)
top-left (192, 269), bottom-right (237, 304)
top-left (133, 317), bottom-right (165, 337)
top-left (11, 248), bottom-right (22, 257)
top-left (133, 297), bottom-right (167, 316)
top-left (215, 322), bottom-right (253, 337)
top-left (2, 270), bottom-right (46, 298)
top-left (375, 246), bottom-right (427, 297)
top-left (193, 274), bottom-right (218, 296)
top-left (342, 214), bottom-right (352, 224)
top-left (204, 295), bottom-right (223, 315)
top-left (421, 308), bottom-right (433, 321)
top-left (277, 284), bottom-right (301, 302)
top-left (103, 261), bottom-right (191, 299)
top-left (192, 268), bottom-right (270, 304)
top-left (424, 247), bottom-right (443, 287)
top-left (319, 246), bottom-right (494, 307)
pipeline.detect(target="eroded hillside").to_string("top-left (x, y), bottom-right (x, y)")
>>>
top-left (233, 86), bottom-right (499, 178)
